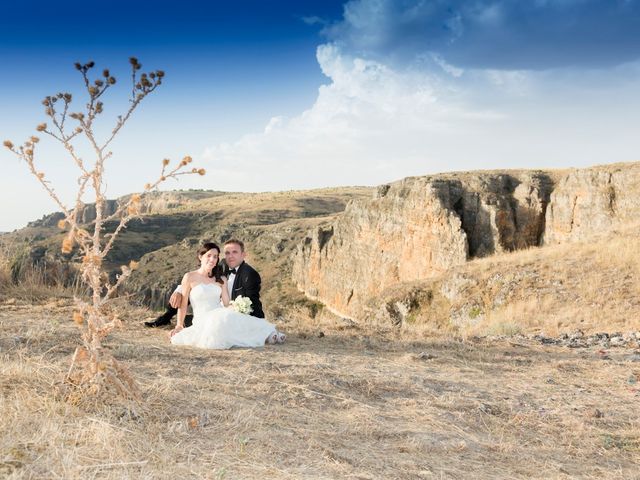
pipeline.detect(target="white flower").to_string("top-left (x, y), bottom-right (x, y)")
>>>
top-left (230, 295), bottom-right (253, 315)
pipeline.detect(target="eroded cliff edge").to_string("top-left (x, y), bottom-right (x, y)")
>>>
top-left (292, 163), bottom-right (640, 320)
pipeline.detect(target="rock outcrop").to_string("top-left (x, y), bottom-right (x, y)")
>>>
top-left (543, 163), bottom-right (640, 244)
top-left (293, 163), bottom-right (640, 321)
top-left (293, 171), bottom-right (555, 320)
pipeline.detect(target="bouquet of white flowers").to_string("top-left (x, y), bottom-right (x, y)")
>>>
top-left (229, 295), bottom-right (253, 315)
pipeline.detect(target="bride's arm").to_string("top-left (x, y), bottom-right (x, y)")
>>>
top-left (221, 276), bottom-right (230, 307)
top-left (171, 274), bottom-right (191, 336)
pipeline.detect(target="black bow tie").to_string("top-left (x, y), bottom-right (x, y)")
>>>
top-left (226, 268), bottom-right (237, 275)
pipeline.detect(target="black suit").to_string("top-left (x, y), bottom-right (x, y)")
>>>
top-left (147, 261), bottom-right (264, 327)
top-left (228, 261), bottom-right (264, 319)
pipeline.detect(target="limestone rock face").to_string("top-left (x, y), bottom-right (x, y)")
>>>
top-left (76, 200), bottom-right (119, 224)
top-left (544, 163), bottom-right (640, 244)
top-left (293, 171), bottom-right (553, 319)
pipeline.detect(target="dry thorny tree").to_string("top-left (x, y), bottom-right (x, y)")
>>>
top-left (4, 58), bottom-right (205, 403)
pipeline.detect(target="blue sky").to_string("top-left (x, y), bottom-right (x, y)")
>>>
top-left (2, 0), bottom-right (640, 231)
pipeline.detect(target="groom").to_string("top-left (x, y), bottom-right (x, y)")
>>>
top-left (144, 238), bottom-right (265, 327)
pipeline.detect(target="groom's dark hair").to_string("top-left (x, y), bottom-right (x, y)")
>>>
top-left (224, 238), bottom-right (245, 252)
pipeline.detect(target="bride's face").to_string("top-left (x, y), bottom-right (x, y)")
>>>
top-left (199, 248), bottom-right (219, 270)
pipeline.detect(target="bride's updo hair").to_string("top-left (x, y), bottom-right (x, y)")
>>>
top-left (197, 242), bottom-right (223, 283)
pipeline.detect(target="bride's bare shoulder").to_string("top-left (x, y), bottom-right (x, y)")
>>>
top-left (182, 270), bottom-right (200, 284)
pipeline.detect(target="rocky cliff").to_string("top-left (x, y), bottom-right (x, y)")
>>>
top-left (293, 163), bottom-right (640, 320)
top-left (293, 170), bottom-right (556, 319)
top-left (543, 163), bottom-right (640, 244)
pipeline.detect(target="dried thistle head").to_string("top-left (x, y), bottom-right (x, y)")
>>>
top-left (162, 158), bottom-right (170, 166)
top-left (198, 168), bottom-right (206, 176)
top-left (127, 204), bottom-right (139, 215)
top-left (61, 236), bottom-right (74, 254)
top-left (37, 172), bottom-right (45, 179)
top-left (108, 76), bottom-right (116, 85)
top-left (73, 311), bottom-right (84, 325)
top-left (129, 57), bottom-right (141, 70)
top-left (82, 253), bottom-right (101, 265)
top-left (36, 123), bottom-right (47, 132)
top-left (30, 136), bottom-right (40, 143)
top-left (130, 194), bottom-right (141, 203)
top-left (129, 260), bottom-right (139, 270)
top-left (3, 140), bottom-right (13, 149)
top-left (144, 183), bottom-right (152, 190)
top-left (75, 347), bottom-right (89, 361)
top-left (102, 69), bottom-right (110, 78)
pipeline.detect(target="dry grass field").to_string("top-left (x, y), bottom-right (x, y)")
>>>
top-left (1, 297), bottom-right (639, 479)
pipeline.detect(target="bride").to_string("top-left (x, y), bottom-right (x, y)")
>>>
top-left (170, 242), bottom-right (285, 349)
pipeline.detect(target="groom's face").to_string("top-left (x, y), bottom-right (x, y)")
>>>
top-left (224, 243), bottom-right (245, 269)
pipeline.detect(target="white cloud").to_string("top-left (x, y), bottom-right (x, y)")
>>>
top-left (301, 15), bottom-right (327, 26)
top-left (199, 36), bottom-right (640, 194)
top-left (201, 43), bottom-right (497, 190)
top-left (430, 53), bottom-right (464, 78)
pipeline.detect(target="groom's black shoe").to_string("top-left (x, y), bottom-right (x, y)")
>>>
top-left (144, 307), bottom-right (176, 328)
top-left (144, 308), bottom-right (192, 328)
top-left (144, 316), bottom-right (172, 328)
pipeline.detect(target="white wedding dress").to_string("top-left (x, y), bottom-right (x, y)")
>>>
top-left (170, 283), bottom-right (277, 349)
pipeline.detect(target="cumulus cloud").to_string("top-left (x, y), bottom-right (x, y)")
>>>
top-left (324, 0), bottom-right (640, 70)
top-left (202, 43), bottom-right (502, 190)
top-left (301, 15), bottom-right (327, 26)
top-left (200, 0), bottom-right (640, 193)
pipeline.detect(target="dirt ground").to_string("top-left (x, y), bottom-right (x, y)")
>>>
top-left (1, 299), bottom-right (639, 479)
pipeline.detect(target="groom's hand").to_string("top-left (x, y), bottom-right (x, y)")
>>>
top-left (169, 292), bottom-right (183, 308)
